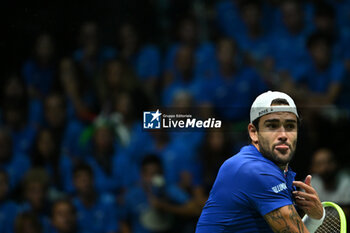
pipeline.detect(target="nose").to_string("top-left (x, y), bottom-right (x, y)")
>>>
top-left (277, 126), bottom-right (288, 141)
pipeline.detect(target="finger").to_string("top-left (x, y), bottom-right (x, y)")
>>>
top-left (295, 199), bottom-right (309, 207)
top-left (294, 195), bottom-right (306, 201)
top-left (293, 190), bottom-right (317, 200)
top-left (293, 181), bottom-right (316, 193)
top-left (304, 175), bottom-right (312, 186)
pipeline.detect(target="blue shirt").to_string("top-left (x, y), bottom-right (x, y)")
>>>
top-left (73, 194), bottom-right (119, 233)
top-left (196, 145), bottom-right (296, 233)
top-left (0, 201), bottom-right (19, 233)
top-left (22, 59), bottom-right (55, 97)
top-left (123, 184), bottom-right (190, 233)
top-left (164, 43), bottom-right (215, 79)
top-left (0, 152), bottom-right (31, 191)
top-left (292, 60), bottom-right (345, 93)
top-left (204, 67), bottom-right (267, 120)
top-left (85, 150), bottom-right (136, 193)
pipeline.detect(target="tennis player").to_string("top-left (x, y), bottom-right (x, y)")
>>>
top-left (196, 91), bottom-right (325, 233)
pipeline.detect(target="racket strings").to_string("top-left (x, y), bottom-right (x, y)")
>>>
top-left (315, 207), bottom-right (340, 233)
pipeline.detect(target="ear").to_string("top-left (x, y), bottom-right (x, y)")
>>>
top-left (248, 123), bottom-right (258, 144)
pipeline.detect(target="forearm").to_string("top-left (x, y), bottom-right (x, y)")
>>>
top-left (264, 205), bottom-right (310, 233)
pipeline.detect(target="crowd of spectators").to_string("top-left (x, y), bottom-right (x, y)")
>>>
top-left (1, 0), bottom-right (350, 232)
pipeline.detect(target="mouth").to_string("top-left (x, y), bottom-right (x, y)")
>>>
top-left (274, 144), bottom-right (290, 153)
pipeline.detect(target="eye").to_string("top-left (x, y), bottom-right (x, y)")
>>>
top-left (285, 123), bottom-right (296, 130)
top-left (266, 123), bottom-right (278, 129)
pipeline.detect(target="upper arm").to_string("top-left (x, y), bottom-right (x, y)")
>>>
top-left (264, 204), bottom-right (309, 233)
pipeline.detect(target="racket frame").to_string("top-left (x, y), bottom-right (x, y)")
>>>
top-left (322, 201), bottom-right (347, 233)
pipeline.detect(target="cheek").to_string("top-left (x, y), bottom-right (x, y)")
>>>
top-left (289, 133), bottom-right (298, 146)
top-left (258, 133), bottom-right (274, 147)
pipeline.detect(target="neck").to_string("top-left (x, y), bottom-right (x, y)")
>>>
top-left (79, 191), bottom-right (95, 206)
top-left (220, 64), bottom-right (235, 77)
top-left (248, 26), bottom-right (261, 38)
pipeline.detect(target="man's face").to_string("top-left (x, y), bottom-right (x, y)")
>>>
top-left (25, 181), bottom-right (46, 210)
top-left (142, 163), bottom-right (161, 185)
top-left (73, 170), bottom-right (93, 195)
top-left (45, 95), bottom-right (66, 128)
top-left (52, 202), bottom-right (76, 233)
top-left (257, 112), bottom-right (298, 167)
top-left (311, 149), bottom-right (336, 179)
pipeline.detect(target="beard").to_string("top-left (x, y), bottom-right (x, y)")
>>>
top-left (258, 135), bottom-right (296, 168)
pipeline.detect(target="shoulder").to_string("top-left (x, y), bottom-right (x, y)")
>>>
top-left (221, 147), bottom-right (283, 183)
top-left (98, 193), bottom-right (116, 205)
top-left (139, 45), bottom-right (160, 56)
top-left (1, 201), bottom-right (18, 211)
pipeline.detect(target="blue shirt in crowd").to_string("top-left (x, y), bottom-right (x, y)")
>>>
top-left (196, 145), bottom-right (296, 233)
top-left (292, 60), bottom-right (345, 93)
top-left (73, 193), bottom-right (119, 233)
top-left (0, 200), bottom-right (19, 233)
top-left (22, 59), bottom-right (55, 97)
top-left (123, 183), bottom-right (190, 233)
top-left (0, 152), bottom-right (31, 191)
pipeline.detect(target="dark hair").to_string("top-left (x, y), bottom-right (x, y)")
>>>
top-left (239, 0), bottom-right (262, 10)
top-left (15, 212), bottom-right (42, 233)
top-left (31, 128), bottom-right (61, 187)
top-left (315, 2), bottom-right (335, 19)
top-left (281, 0), bottom-right (302, 9)
top-left (73, 163), bottom-right (93, 177)
top-left (141, 154), bottom-right (163, 172)
top-left (306, 31), bottom-right (334, 49)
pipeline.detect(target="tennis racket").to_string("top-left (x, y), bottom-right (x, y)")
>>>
top-left (315, 201), bottom-right (347, 233)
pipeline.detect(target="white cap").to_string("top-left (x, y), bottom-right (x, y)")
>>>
top-left (250, 91), bottom-right (299, 123)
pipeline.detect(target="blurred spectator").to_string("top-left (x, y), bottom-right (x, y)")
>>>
top-left (31, 129), bottom-right (61, 189)
top-left (310, 148), bottom-right (350, 218)
top-left (49, 199), bottom-right (77, 233)
top-left (0, 128), bottom-right (31, 192)
top-left (166, 91), bottom-right (205, 158)
top-left (215, 0), bottom-right (246, 40)
top-left (198, 129), bottom-right (234, 194)
top-left (14, 212), bottom-right (42, 233)
top-left (105, 90), bottom-right (153, 165)
top-left (164, 16), bottom-right (215, 81)
top-left (162, 45), bottom-right (204, 106)
top-left (59, 58), bottom-right (99, 123)
top-left (116, 22), bottom-right (160, 95)
top-left (292, 32), bottom-right (345, 106)
top-left (19, 168), bottom-right (51, 232)
top-left (235, 0), bottom-right (270, 67)
top-left (1, 77), bottom-right (39, 154)
top-left (22, 33), bottom-right (56, 99)
top-left (325, 0), bottom-right (350, 30)
top-left (73, 21), bottom-right (115, 79)
top-left (268, 0), bottom-right (310, 72)
top-left (200, 38), bottom-right (267, 120)
top-left (313, 1), bottom-right (350, 60)
top-left (0, 170), bottom-right (19, 233)
top-left (121, 155), bottom-right (185, 233)
top-left (43, 93), bottom-right (84, 158)
top-left (97, 60), bottom-right (139, 113)
top-left (72, 163), bottom-right (119, 233)
top-left (81, 117), bottom-right (136, 193)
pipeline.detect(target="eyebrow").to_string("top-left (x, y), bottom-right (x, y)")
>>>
top-left (264, 119), bottom-right (297, 123)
